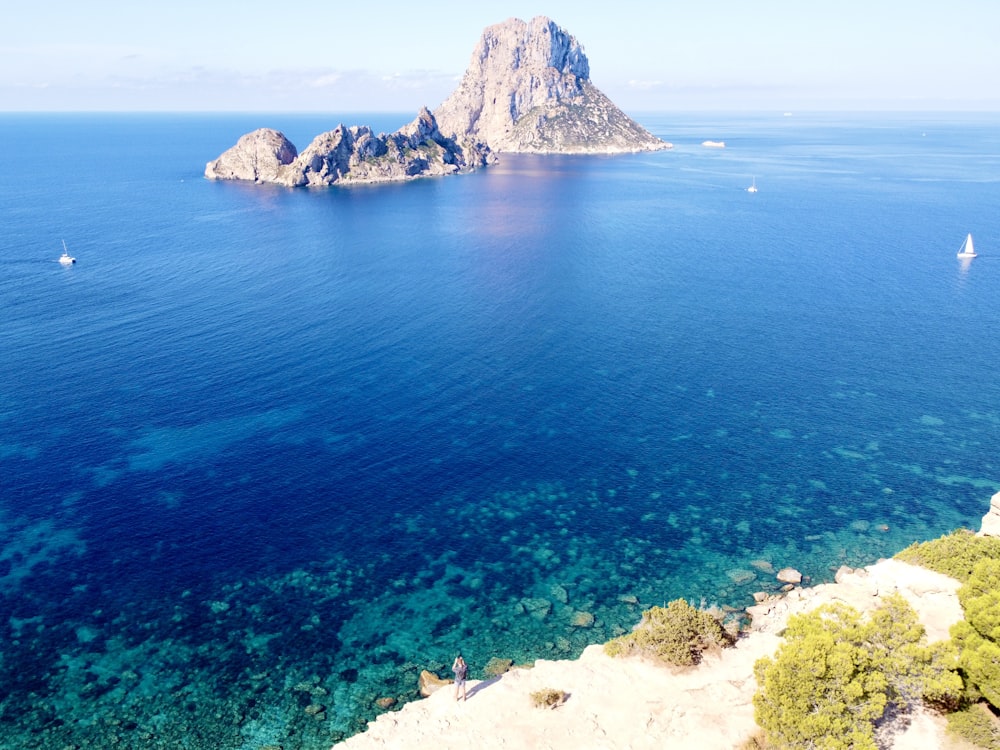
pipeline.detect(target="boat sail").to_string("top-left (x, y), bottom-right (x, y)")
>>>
top-left (58, 240), bottom-right (76, 265)
top-left (746, 176), bottom-right (758, 193)
top-left (956, 233), bottom-right (976, 259)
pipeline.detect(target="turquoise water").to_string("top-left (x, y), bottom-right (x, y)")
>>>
top-left (0, 112), bottom-right (998, 748)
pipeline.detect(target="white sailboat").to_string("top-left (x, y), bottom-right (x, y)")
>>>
top-left (58, 240), bottom-right (76, 265)
top-left (746, 176), bottom-right (758, 193)
top-left (956, 233), bottom-right (976, 259)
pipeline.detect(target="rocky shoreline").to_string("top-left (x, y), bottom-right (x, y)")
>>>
top-left (331, 492), bottom-right (1000, 749)
top-left (330, 559), bottom-right (963, 750)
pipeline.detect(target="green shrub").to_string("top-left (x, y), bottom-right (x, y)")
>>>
top-left (947, 704), bottom-right (1000, 749)
top-left (604, 598), bottom-right (732, 666)
top-left (895, 530), bottom-right (1000, 582)
top-left (753, 594), bottom-right (963, 750)
top-left (954, 558), bottom-right (1000, 710)
top-left (530, 688), bottom-right (567, 709)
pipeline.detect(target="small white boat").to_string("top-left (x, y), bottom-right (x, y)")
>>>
top-left (956, 233), bottom-right (977, 259)
top-left (747, 176), bottom-right (758, 193)
top-left (702, 140), bottom-right (725, 148)
top-left (58, 239), bottom-right (76, 265)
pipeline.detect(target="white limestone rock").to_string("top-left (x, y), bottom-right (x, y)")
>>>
top-left (433, 16), bottom-right (671, 154)
top-left (776, 567), bottom-right (802, 585)
top-left (977, 490), bottom-right (1000, 536)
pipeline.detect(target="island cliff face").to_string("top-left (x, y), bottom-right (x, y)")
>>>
top-left (205, 16), bottom-right (668, 187)
top-left (204, 108), bottom-right (494, 187)
top-left (434, 16), bottom-right (670, 154)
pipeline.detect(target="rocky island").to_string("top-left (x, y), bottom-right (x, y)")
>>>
top-left (204, 16), bottom-right (671, 187)
top-left (432, 16), bottom-right (669, 155)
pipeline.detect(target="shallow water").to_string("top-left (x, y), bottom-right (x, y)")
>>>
top-left (0, 111), bottom-right (998, 748)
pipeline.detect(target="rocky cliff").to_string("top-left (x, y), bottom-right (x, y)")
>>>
top-left (205, 16), bottom-right (668, 187)
top-left (433, 16), bottom-right (670, 154)
top-left (204, 128), bottom-right (299, 183)
top-left (205, 108), bottom-right (493, 186)
top-left (333, 558), bottom-right (965, 750)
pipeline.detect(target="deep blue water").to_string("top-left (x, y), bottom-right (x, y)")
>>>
top-left (1, 111), bottom-right (999, 748)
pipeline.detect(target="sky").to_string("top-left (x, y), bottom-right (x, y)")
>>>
top-left (3, 1), bottom-right (999, 113)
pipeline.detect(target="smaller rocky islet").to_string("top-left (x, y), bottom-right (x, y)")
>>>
top-left (204, 16), bottom-right (671, 187)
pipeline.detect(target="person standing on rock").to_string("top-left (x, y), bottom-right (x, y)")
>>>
top-left (452, 654), bottom-right (468, 702)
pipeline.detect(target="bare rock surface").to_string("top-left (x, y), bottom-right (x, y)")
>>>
top-left (206, 108), bottom-right (492, 187)
top-left (434, 16), bottom-right (671, 154)
top-left (206, 17), bottom-right (669, 187)
top-left (204, 128), bottom-right (298, 183)
top-left (332, 558), bottom-right (964, 750)
top-left (746, 558), bottom-right (962, 642)
top-left (977, 490), bottom-right (1000, 536)
top-left (775, 566), bottom-right (802, 584)
top-left (418, 669), bottom-right (451, 698)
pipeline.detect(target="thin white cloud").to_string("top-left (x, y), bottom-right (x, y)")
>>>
top-left (379, 70), bottom-right (457, 91)
top-left (308, 73), bottom-right (343, 88)
top-left (627, 79), bottom-right (663, 91)
top-left (0, 63), bottom-right (460, 111)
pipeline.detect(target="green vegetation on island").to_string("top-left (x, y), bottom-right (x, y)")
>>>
top-left (603, 598), bottom-right (734, 666)
top-left (750, 530), bottom-right (1000, 749)
top-left (602, 528), bottom-right (1000, 749)
top-left (752, 594), bottom-right (962, 749)
top-left (896, 531), bottom-right (1000, 747)
top-left (896, 530), bottom-right (1000, 582)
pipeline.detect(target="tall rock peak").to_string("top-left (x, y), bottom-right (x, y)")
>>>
top-left (205, 16), bottom-right (668, 187)
top-left (434, 16), bottom-right (669, 154)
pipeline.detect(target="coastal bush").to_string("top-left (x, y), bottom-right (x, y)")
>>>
top-left (603, 598), bottom-right (732, 666)
top-left (947, 704), bottom-right (1000, 749)
top-left (753, 594), bottom-right (963, 750)
top-left (530, 688), bottom-right (567, 709)
top-left (953, 558), bottom-right (1000, 710)
top-left (895, 530), bottom-right (1000, 582)
top-left (897, 526), bottom-right (1000, 747)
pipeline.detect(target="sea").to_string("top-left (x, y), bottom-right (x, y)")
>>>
top-left (1, 111), bottom-right (998, 749)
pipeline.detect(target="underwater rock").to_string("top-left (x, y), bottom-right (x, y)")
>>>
top-left (304, 703), bottom-right (325, 718)
top-left (550, 584), bottom-right (569, 604)
top-left (520, 597), bottom-right (553, 619)
top-left (418, 670), bottom-right (451, 697)
top-left (571, 611), bottom-right (595, 628)
top-left (375, 696), bottom-right (397, 710)
top-left (726, 569), bottom-right (757, 585)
